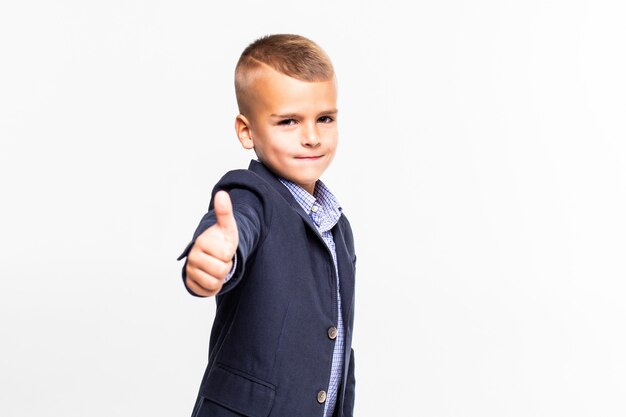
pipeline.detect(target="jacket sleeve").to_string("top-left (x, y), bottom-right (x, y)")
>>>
top-left (177, 175), bottom-right (270, 296)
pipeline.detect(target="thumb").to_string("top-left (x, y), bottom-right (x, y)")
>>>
top-left (214, 190), bottom-right (237, 238)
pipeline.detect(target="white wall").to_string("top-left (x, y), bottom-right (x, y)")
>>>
top-left (1, 1), bottom-right (625, 416)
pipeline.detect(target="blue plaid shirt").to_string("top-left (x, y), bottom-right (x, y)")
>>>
top-left (279, 178), bottom-right (344, 417)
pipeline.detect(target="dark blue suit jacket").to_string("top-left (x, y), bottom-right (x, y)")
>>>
top-left (179, 160), bottom-right (356, 417)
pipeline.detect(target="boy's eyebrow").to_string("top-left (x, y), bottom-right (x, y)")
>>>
top-left (270, 109), bottom-right (338, 118)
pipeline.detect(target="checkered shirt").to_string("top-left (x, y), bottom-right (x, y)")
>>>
top-left (279, 178), bottom-right (344, 417)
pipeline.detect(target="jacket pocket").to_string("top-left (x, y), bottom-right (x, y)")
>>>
top-left (200, 363), bottom-right (276, 417)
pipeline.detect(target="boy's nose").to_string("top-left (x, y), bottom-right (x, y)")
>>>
top-left (302, 125), bottom-right (321, 147)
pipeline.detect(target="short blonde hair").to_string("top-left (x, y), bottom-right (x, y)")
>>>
top-left (235, 34), bottom-right (335, 115)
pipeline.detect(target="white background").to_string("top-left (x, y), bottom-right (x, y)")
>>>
top-left (1, 1), bottom-right (625, 416)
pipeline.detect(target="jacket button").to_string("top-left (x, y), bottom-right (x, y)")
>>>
top-left (327, 326), bottom-right (338, 340)
top-left (317, 390), bottom-right (327, 404)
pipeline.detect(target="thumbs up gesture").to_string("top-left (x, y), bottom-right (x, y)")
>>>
top-left (185, 191), bottom-right (239, 296)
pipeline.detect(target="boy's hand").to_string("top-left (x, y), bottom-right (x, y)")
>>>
top-left (185, 191), bottom-right (239, 296)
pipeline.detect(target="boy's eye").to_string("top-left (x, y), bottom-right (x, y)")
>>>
top-left (278, 119), bottom-right (297, 126)
top-left (318, 116), bottom-right (334, 123)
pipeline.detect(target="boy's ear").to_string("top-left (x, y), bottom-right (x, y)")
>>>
top-left (235, 114), bottom-right (254, 150)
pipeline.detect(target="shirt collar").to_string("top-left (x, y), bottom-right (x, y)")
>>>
top-left (279, 178), bottom-right (343, 232)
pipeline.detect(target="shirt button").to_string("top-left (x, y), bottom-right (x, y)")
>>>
top-left (327, 326), bottom-right (338, 340)
top-left (317, 390), bottom-right (327, 404)
top-left (311, 205), bottom-right (318, 213)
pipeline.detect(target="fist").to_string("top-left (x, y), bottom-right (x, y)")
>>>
top-left (185, 191), bottom-right (239, 296)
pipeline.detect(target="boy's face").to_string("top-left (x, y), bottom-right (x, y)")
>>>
top-left (236, 66), bottom-right (338, 195)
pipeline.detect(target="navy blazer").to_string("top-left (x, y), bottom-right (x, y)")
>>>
top-left (179, 160), bottom-right (356, 417)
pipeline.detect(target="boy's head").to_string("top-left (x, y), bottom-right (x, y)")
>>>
top-left (234, 34), bottom-right (338, 195)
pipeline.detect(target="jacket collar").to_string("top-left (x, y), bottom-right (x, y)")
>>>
top-left (248, 159), bottom-right (326, 239)
top-left (248, 159), bottom-right (298, 204)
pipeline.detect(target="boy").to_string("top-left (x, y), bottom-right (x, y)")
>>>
top-left (178, 34), bottom-right (356, 417)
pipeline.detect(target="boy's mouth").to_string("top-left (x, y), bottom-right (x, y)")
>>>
top-left (295, 155), bottom-right (323, 160)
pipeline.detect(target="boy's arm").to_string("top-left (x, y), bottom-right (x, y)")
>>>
top-left (178, 190), bottom-right (262, 297)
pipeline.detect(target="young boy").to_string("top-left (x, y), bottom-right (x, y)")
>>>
top-left (178, 34), bottom-right (356, 417)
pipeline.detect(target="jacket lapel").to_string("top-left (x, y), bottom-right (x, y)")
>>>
top-left (332, 219), bottom-right (355, 325)
top-left (248, 159), bottom-right (355, 320)
top-left (248, 160), bottom-right (323, 239)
